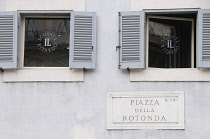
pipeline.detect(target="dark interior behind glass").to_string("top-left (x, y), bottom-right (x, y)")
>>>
top-left (24, 18), bottom-right (70, 67)
top-left (149, 17), bottom-right (193, 68)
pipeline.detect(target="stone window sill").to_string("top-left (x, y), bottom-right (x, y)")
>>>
top-left (4, 68), bottom-right (83, 82)
top-left (130, 68), bottom-right (210, 82)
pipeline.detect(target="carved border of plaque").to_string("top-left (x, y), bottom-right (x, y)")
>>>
top-left (107, 91), bottom-right (184, 129)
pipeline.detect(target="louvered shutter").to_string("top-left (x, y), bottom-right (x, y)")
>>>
top-left (118, 11), bottom-right (145, 69)
top-left (0, 12), bottom-right (17, 69)
top-left (197, 9), bottom-right (210, 68)
top-left (70, 12), bottom-right (96, 69)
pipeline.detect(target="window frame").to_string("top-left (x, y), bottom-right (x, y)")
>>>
top-left (17, 11), bottom-right (72, 69)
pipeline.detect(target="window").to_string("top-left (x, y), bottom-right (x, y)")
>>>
top-left (117, 9), bottom-right (210, 69)
top-left (0, 11), bottom-right (96, 70)
top-left (0, 11), bottom-right (96, 82)
top-left (118, 9), bottom-right (210, 81)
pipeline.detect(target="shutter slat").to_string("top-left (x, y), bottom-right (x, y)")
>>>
top-left (70, 12), bottom-right (96, 69)
top-left (0, 12), bottom-right (17, 69)
top-left (119, 11), bottom-right (145, 69)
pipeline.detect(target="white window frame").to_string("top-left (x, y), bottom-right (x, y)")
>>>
top-left (3, 11), bottom-right (84, 82)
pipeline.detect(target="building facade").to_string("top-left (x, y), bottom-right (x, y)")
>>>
top-left (0, 0), bottom-right (210, 139)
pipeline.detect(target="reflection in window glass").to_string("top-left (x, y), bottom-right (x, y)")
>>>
top-left (149, 17), bottom-right (192, 68)
top-left (24, 18), bottom-right (70, 67)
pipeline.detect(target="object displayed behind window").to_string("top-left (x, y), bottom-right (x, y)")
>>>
top-left (148, 17), bottom-right (193, 68)
top-left (24, 18), bottom-right (70, 67)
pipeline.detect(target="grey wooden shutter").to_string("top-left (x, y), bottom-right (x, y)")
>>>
top-left (118, 11), bottom-right (145, 69)
top-left (0, 12), bottom-right (17, 69)
top-left (197, 9), bottom-right (210, 68)
top-left (70, 12), bottom-right (96, 69)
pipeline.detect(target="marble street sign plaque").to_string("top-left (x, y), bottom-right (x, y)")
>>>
top-left (107, 91), bottom-right (184, 129)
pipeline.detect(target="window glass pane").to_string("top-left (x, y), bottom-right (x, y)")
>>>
top-left (148, 17), bottom-right (192, 68)
top-left (24, 18), bottom-right (70, 67)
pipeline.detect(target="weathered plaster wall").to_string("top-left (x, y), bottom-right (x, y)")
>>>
top-left (0, 0), bottom-right (210, 139)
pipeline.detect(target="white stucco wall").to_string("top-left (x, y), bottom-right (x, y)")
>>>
top-left (0, 0), bottom-right (210, 139)
top-left (131, 0), bottom-right (210, 10)
top-left (4, 0), bottom-right (85, 11)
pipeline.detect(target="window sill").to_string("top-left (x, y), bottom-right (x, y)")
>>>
top-left (3, 68), bottom-right (83, 82)
top-left (130, 68), bottom-right (210, 82)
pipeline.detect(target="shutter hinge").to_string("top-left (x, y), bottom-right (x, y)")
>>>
top-left (18, 23), bottom-right (20, 28)
top-left (17, 53), bottom-right (20, 60)
top-left (91, 46), bottom-right (93, 50)
top-left (118, 65), bottom-right (121, 69)
top-left (118, 12), bottom-right (121, 16)
top-left (116, 46), bottom-right (121, 52)
top-left (0, 68), bottom-right (4, 72)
